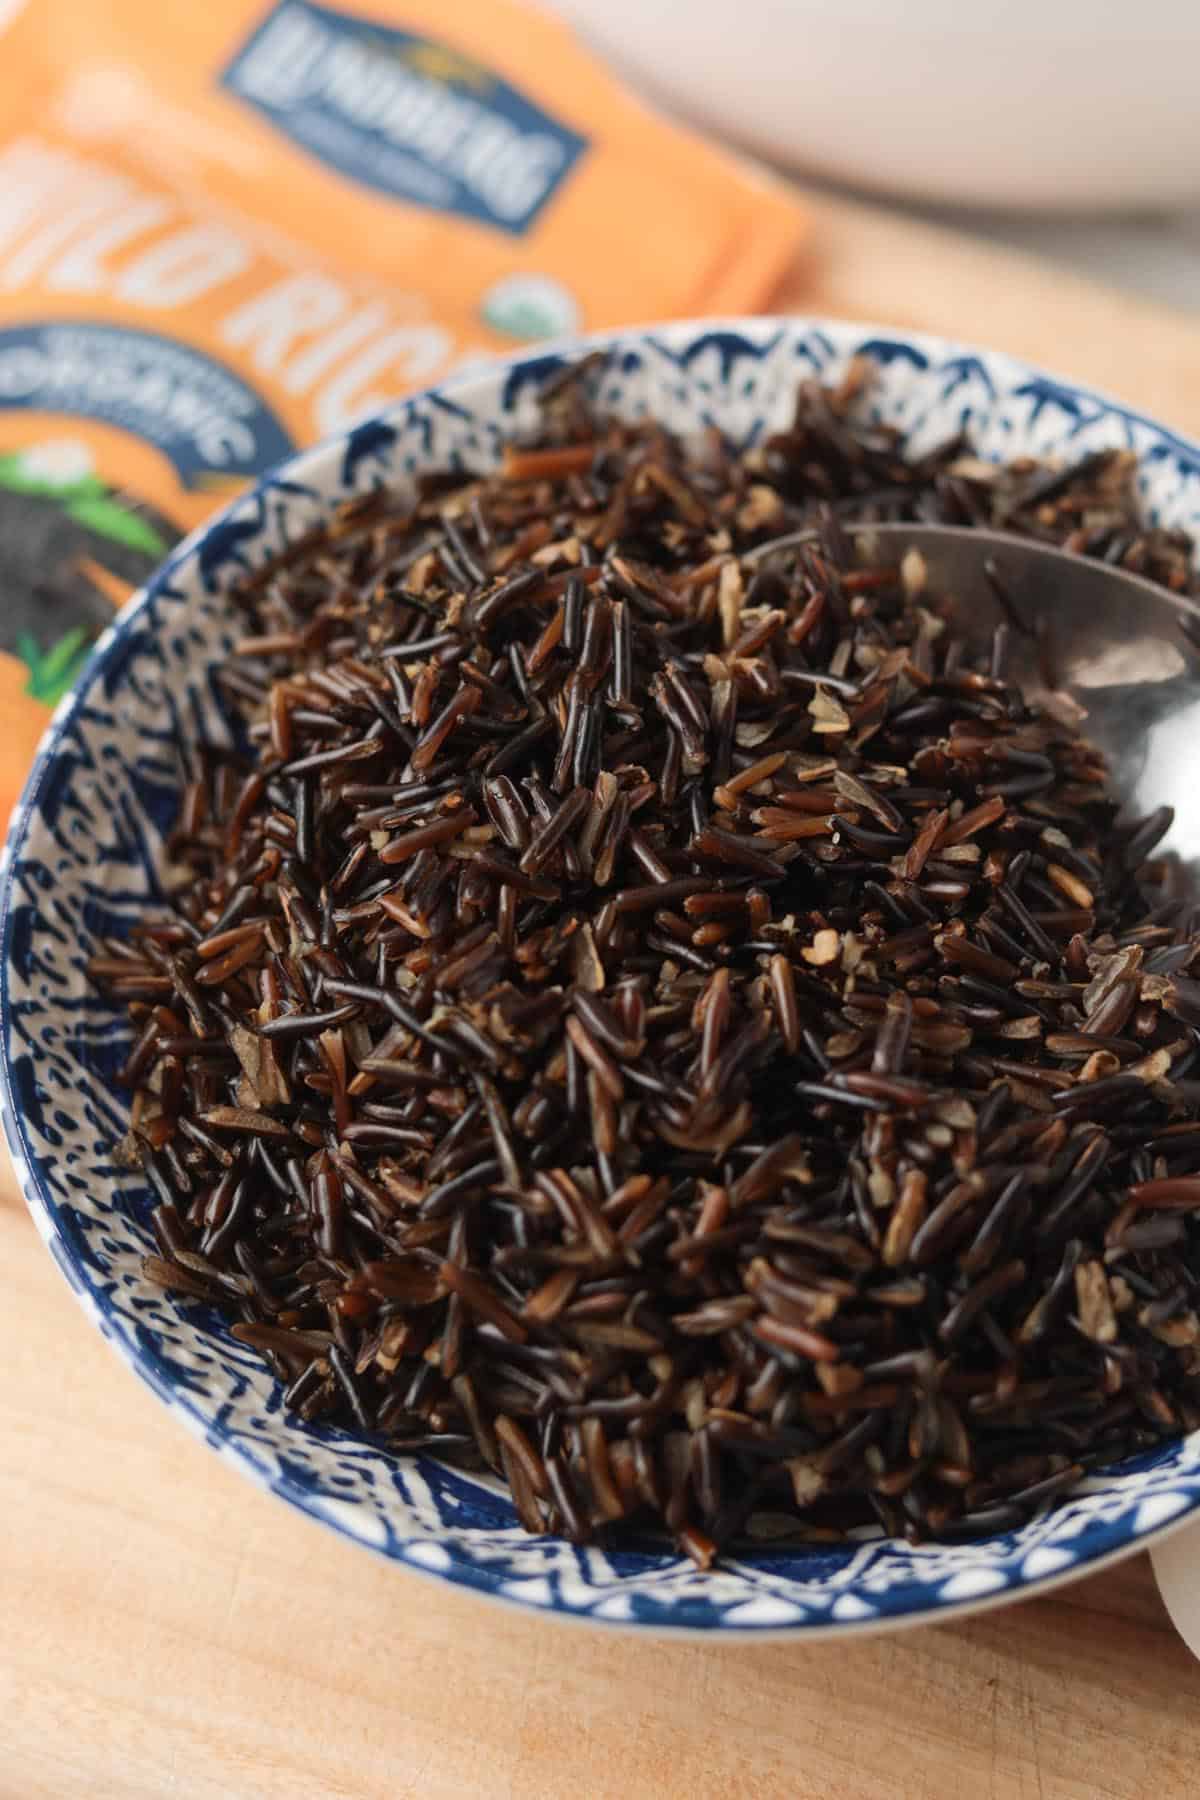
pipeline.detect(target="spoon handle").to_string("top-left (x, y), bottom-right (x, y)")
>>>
top-left (1151, 1524), bottom-right (1200, 1660)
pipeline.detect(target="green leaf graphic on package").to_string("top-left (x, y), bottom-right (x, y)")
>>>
top-left (0, 445), bottom-right (168, 558)
top-left (16, 627), bottom-right (92, 704)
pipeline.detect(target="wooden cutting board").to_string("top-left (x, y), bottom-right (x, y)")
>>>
top-left (5, 191), bottom-right (1200, 1800)
top-left (791, 187), bottom-right (1200, 439)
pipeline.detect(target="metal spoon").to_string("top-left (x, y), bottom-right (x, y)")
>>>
top-left (748, 521), bottom-right (1200, 876)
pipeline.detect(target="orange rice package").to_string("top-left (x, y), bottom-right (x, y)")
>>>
top-left (0, 0), bottom-right (804, 816)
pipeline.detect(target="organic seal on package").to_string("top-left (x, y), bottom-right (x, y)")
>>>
top-left (0, 0), bottom-right (805, 815)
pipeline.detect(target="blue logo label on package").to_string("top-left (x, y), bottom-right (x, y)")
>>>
top-left (222, 1), bottom-right (588, 236)
top-left (0, 323), bottom-right (295, 487)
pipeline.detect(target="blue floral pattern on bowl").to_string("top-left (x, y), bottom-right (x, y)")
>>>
top-left (5, 317), bottom-right (1200, 1635)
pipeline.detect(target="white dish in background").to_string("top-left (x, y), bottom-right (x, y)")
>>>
top-left (547, 0), bottom-right (1200, 211)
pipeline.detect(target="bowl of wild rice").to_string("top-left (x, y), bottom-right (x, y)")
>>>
top-left (7, 318), bottom-right (1200, 1636)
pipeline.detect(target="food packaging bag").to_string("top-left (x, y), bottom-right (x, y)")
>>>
top-left (0, 0), bottom-right (804, 818)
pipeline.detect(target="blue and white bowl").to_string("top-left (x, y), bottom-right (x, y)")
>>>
top-left (6, 317), bottom-right (1200, 1636)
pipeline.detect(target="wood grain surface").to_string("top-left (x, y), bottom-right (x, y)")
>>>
top-left (785, 186), bottom-right (1200, 440)
top-left (4, 193), bottom-right (1200, 1800)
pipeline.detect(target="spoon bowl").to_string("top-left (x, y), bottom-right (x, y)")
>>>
top-left (752, 522), bottom-right (1200, 875)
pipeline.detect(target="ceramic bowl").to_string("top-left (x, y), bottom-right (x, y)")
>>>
top-left (6, 317), bottom-right (1200, 1635)
top-left (546, 0), bottom-right (1200, 211)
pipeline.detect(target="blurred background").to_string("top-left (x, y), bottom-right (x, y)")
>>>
top-left (549, 0), bottom-right (1200, 311)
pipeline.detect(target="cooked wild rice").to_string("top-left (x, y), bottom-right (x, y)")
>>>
top-left (90, 357), bottom-right (1200, 1561)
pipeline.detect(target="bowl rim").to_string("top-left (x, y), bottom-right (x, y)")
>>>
top-left (6, 313), bottom-right (1200, 1637)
